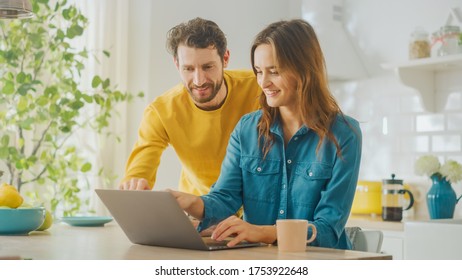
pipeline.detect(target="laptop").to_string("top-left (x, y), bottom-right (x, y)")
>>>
top-left (95, 189), bottom-right (262, 251)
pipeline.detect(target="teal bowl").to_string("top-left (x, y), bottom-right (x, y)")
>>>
top-left (0, 207), bottom-right (46, 235)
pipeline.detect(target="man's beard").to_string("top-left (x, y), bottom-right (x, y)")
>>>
top-left (187, 77), bottom-right (223, 105)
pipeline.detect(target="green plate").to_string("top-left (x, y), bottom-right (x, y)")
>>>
top-left (60, 216), bottom-right (113, 227)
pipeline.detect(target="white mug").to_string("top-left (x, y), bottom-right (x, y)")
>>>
top-left (276, 219), bottom-right (317, 252)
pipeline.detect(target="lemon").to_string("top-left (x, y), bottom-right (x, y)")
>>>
top-left (0, 183), bottom-right (23, 208)
top-left (37, 210), bottom-right (53, 231)
top-left (18, 202), bottom-right (34, 208)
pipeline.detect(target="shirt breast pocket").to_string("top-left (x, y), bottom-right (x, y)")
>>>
top-left (293, 162), bottom-right (333, 206)
top-left (240, 156), bottom-right (281, 203)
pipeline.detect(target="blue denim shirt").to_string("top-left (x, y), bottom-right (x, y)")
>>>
top-left (199, 110), bottom-right (362, 249)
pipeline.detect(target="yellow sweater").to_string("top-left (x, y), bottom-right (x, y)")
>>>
top-left (123, 70), bottom-right (261, 195)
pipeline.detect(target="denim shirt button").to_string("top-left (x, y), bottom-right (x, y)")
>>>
top-left (287, 159), bottom-right (292, 164)
top-left (308, 171), bottom-right (313, 176)
top-left (294, 137), bottom-right (298, 141)
top-left (256, 167), bottom-right (262, 172)
top-left (279, 210), bottom-right (284, 214)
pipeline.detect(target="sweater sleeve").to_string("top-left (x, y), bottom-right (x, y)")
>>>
top-left (121, 104), bottom-right (169, 188)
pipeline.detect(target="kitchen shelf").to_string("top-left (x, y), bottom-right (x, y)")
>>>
top-left (382, 53), bottom-right (462, 112)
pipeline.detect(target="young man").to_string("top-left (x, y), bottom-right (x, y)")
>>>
top-left (119, 18), bottom-right (260, 195)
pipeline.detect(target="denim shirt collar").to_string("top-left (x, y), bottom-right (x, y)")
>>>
top-left (269, 118), bottom-right (309, 138)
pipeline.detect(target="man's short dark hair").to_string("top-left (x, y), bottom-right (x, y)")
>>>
top-left (166, 17), bottom-right (227, 60)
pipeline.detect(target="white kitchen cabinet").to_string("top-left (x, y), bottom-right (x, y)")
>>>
top-left (382, 53), bottom-right (462, 112)
top-left (404, 219), bottom-right (462, 259)
top-left (380, 230), bottom-right (404, 260)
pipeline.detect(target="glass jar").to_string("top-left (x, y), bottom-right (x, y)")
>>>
top-left (437, 25), bottom-right (461, 56)
top-left (381, 174), bottom-right (415, 222)
top-left (409, 27), bottom-right (430, 59)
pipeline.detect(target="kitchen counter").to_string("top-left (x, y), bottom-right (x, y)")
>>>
top-left (0, 222), bottom-right (391, 260)
top-left (347, 214), bottom-right (409, 259)
top-left (347, 214), bottom-right (434, 231)
top-left (347, 214), bottom-right (405, 231)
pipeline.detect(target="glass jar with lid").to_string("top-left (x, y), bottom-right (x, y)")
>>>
top-left (437, 25), bottom-right (461, 56)
top-left (409, 27), bottom-right (430, 59)
top-left (381, 174), bottom-right (415, 222)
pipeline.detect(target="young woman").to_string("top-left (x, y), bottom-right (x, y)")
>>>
top-left (170, 19), bottom-right (362, 249)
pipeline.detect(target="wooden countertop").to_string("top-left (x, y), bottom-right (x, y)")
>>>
top-left (0, 222), bottom-right (391, 260)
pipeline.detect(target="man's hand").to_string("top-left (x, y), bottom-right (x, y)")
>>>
top-left (168, 189), bottom-right (204, 220)
top-left (119, 178), bottom-right (150, 190)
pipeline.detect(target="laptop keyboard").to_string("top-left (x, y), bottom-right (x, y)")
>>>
top-left (203, 237), bottom-right (259, 250)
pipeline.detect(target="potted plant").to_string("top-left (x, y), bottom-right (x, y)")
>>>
top-left (0, 0), bottom-right (142, 216)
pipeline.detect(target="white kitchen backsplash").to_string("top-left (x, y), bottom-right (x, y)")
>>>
top-left (325, 0), bottom-right (462, 219)
top-left (332, 71), bottom-right (462, 218)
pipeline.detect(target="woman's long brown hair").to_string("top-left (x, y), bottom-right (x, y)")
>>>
top-left (251, 19), bottom-right (342, 159)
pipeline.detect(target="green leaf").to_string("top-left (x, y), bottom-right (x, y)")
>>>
top-left (103, 50), bottom-right (110, 57)
top-left (36, 96), bottom-right (49, 106)
top-left (19, 118), bottom-right (34, 130)
top-left (15, 161), bottom-right (24, 169)
top-left (1, 135), bottom-right (10, 146)
top-left (4, 50), bottom-right (18, 63)
top-left (59, 97), bottom-right (70, 106)
top-left (67, 25), bottom-right (83, 39)
top-left (40, 151), bottom-right (48, 160)
top-left (16, 72), bottom-right (26, 83)
top-left (94, 95), bottom-right (103, 105)
top-left (8, 147), bottom-right (18, 157)
top-left (44, 86), bottom-right (58, 96)
top-left (79, 49), bottom-right (88, 58)
top-left (80, 162), bottom-right (92, 173)
top-left (0, 147), bottom-right (8, 159)
top-left (63, 53), bottom-right (74, 61)
top-left (27, 155), bottom-right (38, 164)
top-left (65, 146), bottom-right (76, 154)
top-left (59, 126), bottom-right (71, 133)
top-left (91, 76), bottom-right (102, 88)
top-left (29, 33), bottom-right (43, 49)
top-left (17, 96), bottom-right (28, 111)
top-left (2, 81), bottom-right (15, 94)
top-left (17, 84), bottom-right (32, 96)
top-left (62, 8), bottom-right (71, 20)
top-left (18, 138), bottom-right (24, 149)
top-left (56, 29), bottom-right (65, 41)
top-left (69, 100), bottom-right (84, 110)
top-left (82, 94), bottom-right (93, 103)
top-left (49, 104), bottom-right (61, 116)
top-left (102, 78), bottom-right (110, 89)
